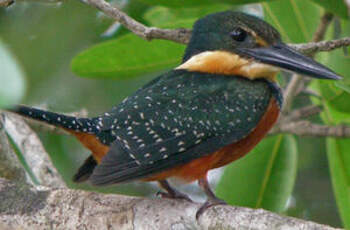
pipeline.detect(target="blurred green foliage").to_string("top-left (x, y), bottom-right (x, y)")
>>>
top-left (1, 0), bottom-right (349, 228)
top-left (0, 39), bottom-right (25, 107)
top-left (216, 135), bottom-right (297, 213)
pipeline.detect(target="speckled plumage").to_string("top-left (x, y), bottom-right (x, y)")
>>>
top-left (90, 69), bottom-right (282, 185)
top-left (8, 10), bottom-right (341, 212)
top-left (10, 69), bottom-right (282, 184)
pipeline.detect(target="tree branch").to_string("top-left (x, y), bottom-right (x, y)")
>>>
top-left (80, 0), bottom-right (350, 55)
top-left (0, 0), bottom-right (13, 7)
top-left (0, 115), bottom-right (27, 183)
top-left (84, 0), bottom-right (191, 44)
top-left (0, 178), bottom-right (339, 230)
top-left (282, 12), bottom-right (334, 113)
top-left (271, 120), bottom-right (350, 138)
top-left (1, 112), bottom-right (65, 188)
top-left (290, 37), bottom-right (350, 55)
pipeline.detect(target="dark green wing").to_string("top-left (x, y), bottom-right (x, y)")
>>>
top-left (90, 70), bottom-right (275, 185)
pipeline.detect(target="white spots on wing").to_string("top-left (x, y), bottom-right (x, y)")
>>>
top-left (140, 112), bottom-right (145, 120)
top-left (178, 141), bottom-right (185, 146)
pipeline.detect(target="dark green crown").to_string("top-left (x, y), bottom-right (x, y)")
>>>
top-left (183, 11), bottom-right (281, 62)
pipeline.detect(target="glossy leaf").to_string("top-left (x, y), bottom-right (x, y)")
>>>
top-left (263, 0), bottom-right (321, 43)
top-left (143, 4), bottom-right (235, 27)
top-left (71, 34), bottom-right (185, 78)
top-left (310, 0), bottom-right (348, 18)
top-left (317, 19), bottom-right (350, 113)
top-left (0, 39), bottom-right (26, 108)
top-left (311, 17), bottom-right (350, 225)
top-left (216, 135), bottom-right (298, 213)
top-left (326, 139), bottom-right (350, 228)
top-left (137, 0), bottom-right (279, 8)
top-left (335, 82), bottom-right (350, 94)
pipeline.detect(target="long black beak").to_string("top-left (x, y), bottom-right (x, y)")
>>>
top-left (237, 42), bottom-right (342, 80)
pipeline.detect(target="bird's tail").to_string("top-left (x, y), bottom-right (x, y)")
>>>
top-left (8, 105), bottom-right (99, 134)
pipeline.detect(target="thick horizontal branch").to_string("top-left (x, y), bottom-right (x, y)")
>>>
top-left (272, 120), bottom-right (350, 138)
top-left (0, 178), bottom-right (339, 230)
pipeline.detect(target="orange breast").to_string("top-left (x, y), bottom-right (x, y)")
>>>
top-left (144, 98), bottom-right (280, 182)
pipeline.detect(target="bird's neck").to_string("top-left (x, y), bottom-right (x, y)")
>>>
top-left (176, 51), bottom-right (279, 82)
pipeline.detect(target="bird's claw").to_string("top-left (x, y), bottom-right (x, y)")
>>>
top-left (156, 191), bottom-right (193, 202)
top-left (196, 198), bottom-right (226, 220)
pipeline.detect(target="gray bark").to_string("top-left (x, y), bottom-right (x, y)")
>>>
top-left (0, 114), bottom-right (342, 230)
top-left (0, 178), bottom-right (341, 230)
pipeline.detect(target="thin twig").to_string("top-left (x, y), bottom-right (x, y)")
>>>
top-left (311, 12), bottom-right (334, 48)
top-left (271, 120), bottom-right (350, 138)
top-left (282, 12), bottom-right (334, 113)
top-left (0, 0), bottom-right (13, 7)
top-left (82, 0), bottom-right (350, 55)
top-left (85, 0), bottom-right (191, 44)
top-left (286, 104), bottom-right (322, 121)
top-left (291, 37), bottom-right (350, 55)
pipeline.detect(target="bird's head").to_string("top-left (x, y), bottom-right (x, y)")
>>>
top-left (177, 11), bottom-right (341, 81)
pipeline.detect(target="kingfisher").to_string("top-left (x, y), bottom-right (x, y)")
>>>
top-left (8, 11), bottom-right (341, 216)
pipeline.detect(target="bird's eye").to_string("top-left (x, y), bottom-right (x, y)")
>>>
top-left (230, 28), bottom-right (247, 42)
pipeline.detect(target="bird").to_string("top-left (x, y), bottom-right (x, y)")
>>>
top-left (7, 11), bottom-right (341, 217)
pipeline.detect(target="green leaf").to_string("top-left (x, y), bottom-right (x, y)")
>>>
top-left (143, 4), bottom-right (235, 27)
top-left (335, 82), bottom-right (350, 94)
top-left (263, 0), bottom-right (321, 43)
top-left (316, 19), bottom-right (350, 113)
top-left (138, 0), bottom-right (279, 8)
top-left (0, 39), bottom-right (26, 108)
top-left (71, 34), bottom-right (185, 78)
top-left (310, 0), bottom-right (349, 18)
top-left (312, 28), bottom-right (350, 225)
top-left (216, 135), bottom-right (298, 212)
top-left (326, 138), bottom-right (350, 228)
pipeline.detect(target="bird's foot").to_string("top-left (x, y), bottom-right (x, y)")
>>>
top-left (156, 191), bottom-right (193, 202)
top-left (196, 197), bottom-right (226, 220)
